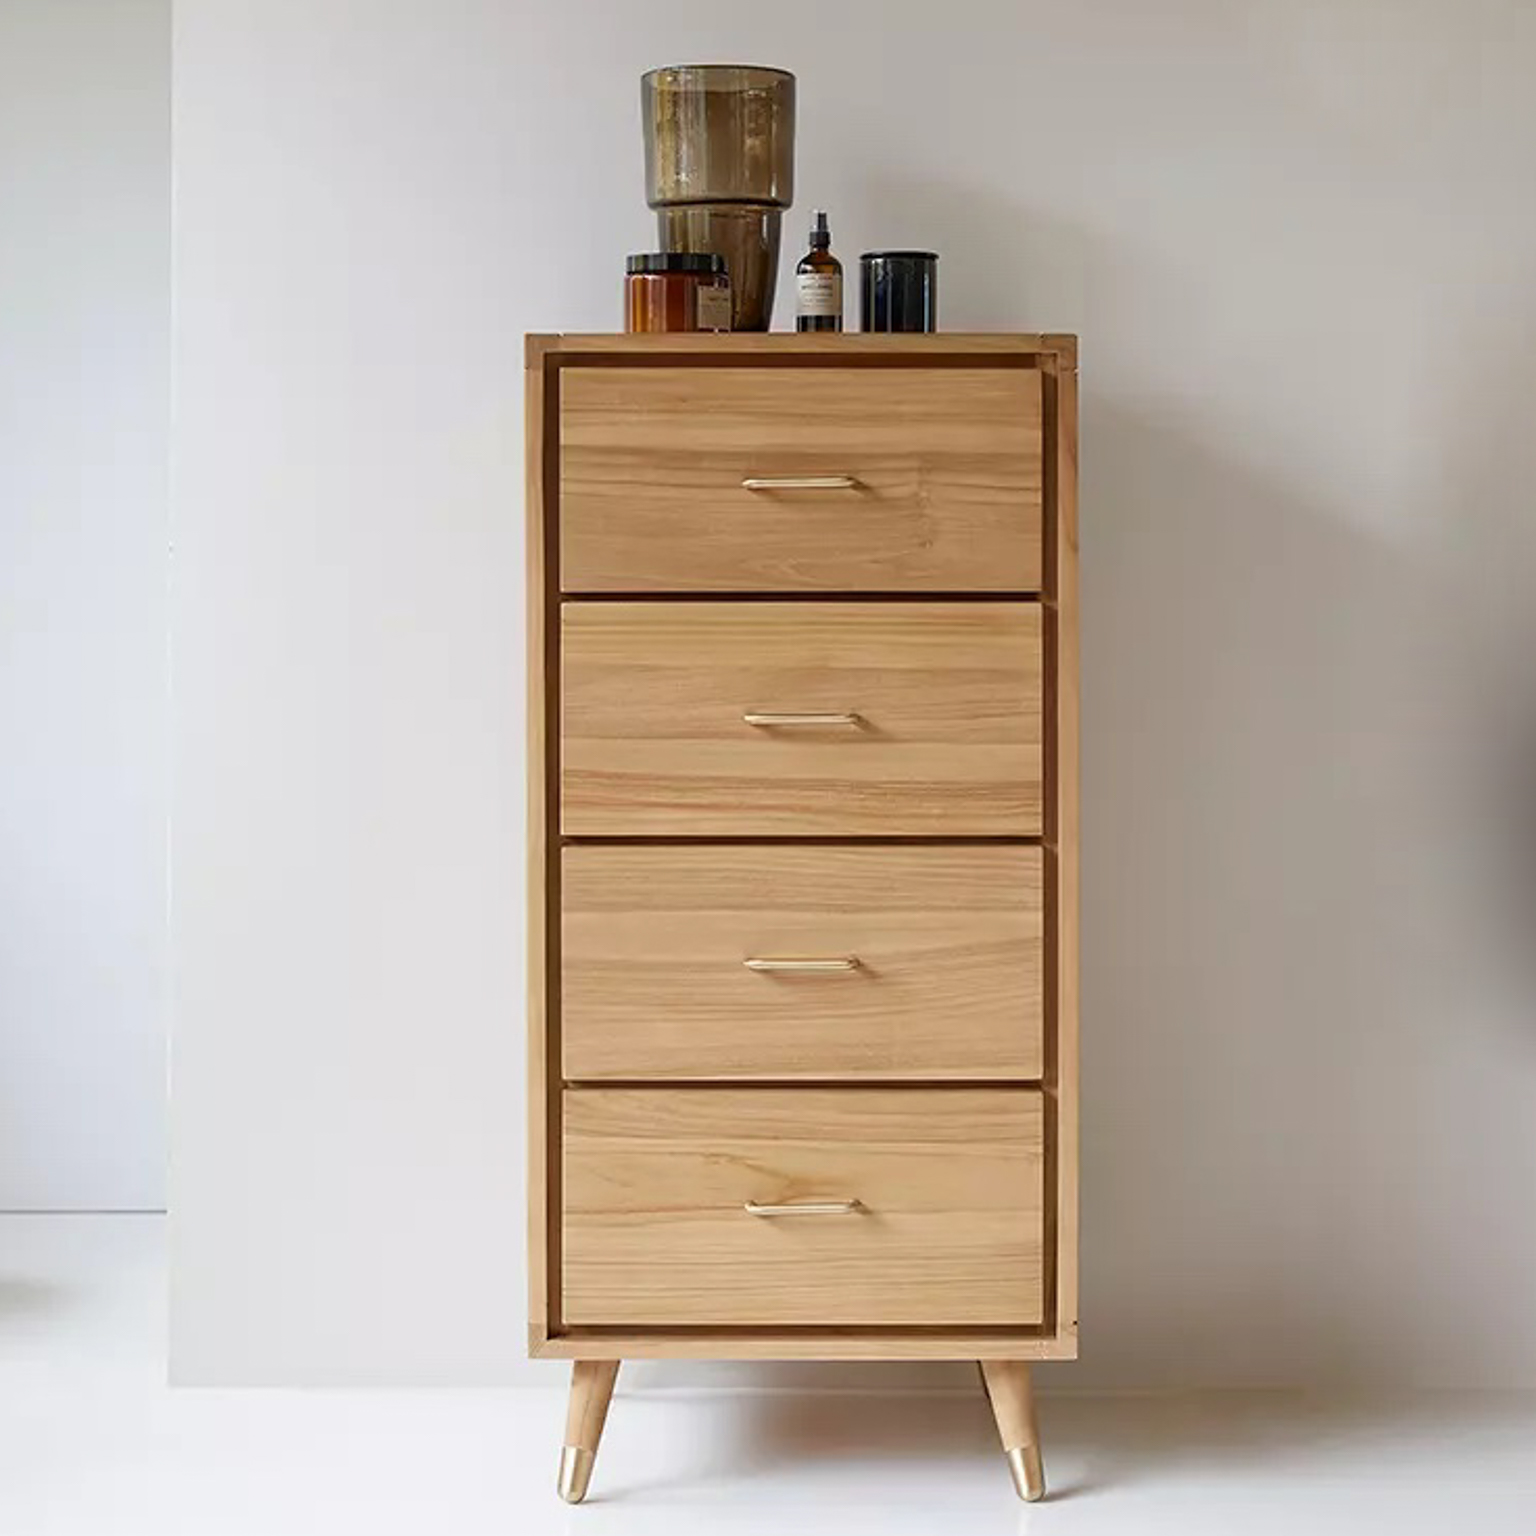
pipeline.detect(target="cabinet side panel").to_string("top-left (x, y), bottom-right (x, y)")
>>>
top-left (1047, 354), bottom-right (1080, 1351)
top-left (525, 342), bottom-right (555, 1347)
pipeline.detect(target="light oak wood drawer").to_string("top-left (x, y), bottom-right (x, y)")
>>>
top-left (562, 845), bottom-right (1043, 1081)
top-left (560, 601), bottom-right (1043, 836)
top-left (562, 1088), bottom-right (1045, 1327)
top-left (558, 367), bottom-right (1042, 592)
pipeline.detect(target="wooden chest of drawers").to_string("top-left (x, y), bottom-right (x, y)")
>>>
top-left (526, 332), bottom-right (1078, 1504)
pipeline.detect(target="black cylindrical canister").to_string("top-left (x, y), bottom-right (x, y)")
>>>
top-left (859, 251), bottom-right (938, 332)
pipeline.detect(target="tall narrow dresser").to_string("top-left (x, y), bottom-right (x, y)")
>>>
top-left (525, 332), bottom-right (1078, 1503)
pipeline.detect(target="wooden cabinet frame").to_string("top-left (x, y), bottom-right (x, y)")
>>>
top-left (525, 333), bottom-right (1077, 1501)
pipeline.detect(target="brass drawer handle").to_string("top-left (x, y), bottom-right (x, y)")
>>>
top-left (743, 956), bottom-right (861, 974)
top-left (744, 1199), bottom-right (863, 1217)
top-left (741, 475), bottom-right (860, 491)
top-left (742, 711), bottom-right (862, 728)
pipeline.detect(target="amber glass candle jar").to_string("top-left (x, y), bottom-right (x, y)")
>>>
top-left (625, 252), bottom-right (732, 333)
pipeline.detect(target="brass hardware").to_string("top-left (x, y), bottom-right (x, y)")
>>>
top-left (743, 1198), bottom-right (863, 1217)
top-left (743, 956), bottom-right (860, 973)
top-left (742, 710), bottom-right (862, 727)
top-left (741, 474), bottom-right (860, 491)
top-left (1007, 1446), bottom-right (1046, 1503)
top-left (558, 1446), bottom-right (595, 1504)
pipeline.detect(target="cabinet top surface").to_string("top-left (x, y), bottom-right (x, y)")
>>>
top-left (526, 332), bottom-right (1076, 364)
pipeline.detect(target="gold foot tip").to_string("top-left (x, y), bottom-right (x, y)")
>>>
top-left (558, 1446), bottom-right (595, 1504)
top-left (1006, 1445), bottom-right (1046, 1503)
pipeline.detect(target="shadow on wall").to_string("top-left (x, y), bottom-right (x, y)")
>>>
top-left (1079, 337), bottom-right (1536, 1388)
top-left (1438, 318), bottom-right (1536, 995)
top-left (1077, 395), bottom-right (1417, 1390)
top-left (1074, 330), bottom-right (1536, 1390)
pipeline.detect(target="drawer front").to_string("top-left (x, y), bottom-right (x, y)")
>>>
top-left (562, 1088), bottom-right (1045, 1326)
top-left (562, 845), bottom-right (1044, 1081)
top-left (560, 601), bottom-right (1043, 836)
top-left (559, 367), bottom-right (1042, 592)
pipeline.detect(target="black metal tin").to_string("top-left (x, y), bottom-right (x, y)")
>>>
top-left (859, 250), bottom-right (938, 332)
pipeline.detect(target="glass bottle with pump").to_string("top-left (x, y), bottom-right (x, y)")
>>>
top-left (795, 211), bottom-right (843, 332)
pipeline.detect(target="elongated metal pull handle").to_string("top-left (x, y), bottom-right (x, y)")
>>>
top-left (744, 1199), bottom-right (863, 1217)
top-left (743, 956), bottom-right (861, 974)
top-left (742, 475), bottom-right (860, 491)
top-left (742, 711), bottom-right (862, 728)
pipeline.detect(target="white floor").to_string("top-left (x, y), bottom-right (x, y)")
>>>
top-left (5, 1217), bottom-right (1536, 1535)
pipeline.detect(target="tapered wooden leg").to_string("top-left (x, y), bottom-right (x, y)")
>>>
top-left (979, 1360), bottom-right (1046, 1502)
top-left (558, 1359), bottom-right (620, 1504)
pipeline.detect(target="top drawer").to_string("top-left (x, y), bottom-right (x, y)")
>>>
top-left (558, 366), bottom-right (1042, 592)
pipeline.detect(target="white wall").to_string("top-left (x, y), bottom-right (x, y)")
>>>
top-left (171, 0), bottom-right (1536, 1387)
top-left (0, 0), bottom-right (169, 1211)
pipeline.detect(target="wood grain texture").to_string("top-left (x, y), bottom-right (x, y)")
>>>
top-left (525, 347), bottom-right (551, 1346)
top-left (529, 333), bottom-right (1077, 360)
top-left (562, 845), bottom-right (1043, 1080)
top-left (562, 1088), bottom-right (1045, 1328)
top-left (560, 367), bottom-right (1041, 592)
top-left (1048, 360), bottom-right (1080, 1348)
top-left (981, 1361), bottom-right (1040, 1450)
top-left (563, 1359), bottom-right (619, 1451)
top-left (560, 602), bottom-right (1043, 836)
top-left (524, 333), bottom-right (1080, 1369)
top-left (533, 1330), bottom-right (1078, 1361)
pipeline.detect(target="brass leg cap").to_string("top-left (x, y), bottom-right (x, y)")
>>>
top-left (1006, 1445), bottom-right (1046, 1503)
top-left (558, 1446), bottom-right (595, 1504)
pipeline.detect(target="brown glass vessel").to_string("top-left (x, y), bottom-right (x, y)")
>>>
top-left (641, 65), bottom-right (796, 331)
top-left (795, 211), bottom-right (843, 332)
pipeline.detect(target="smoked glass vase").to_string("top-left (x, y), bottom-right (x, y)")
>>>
top-left (642, 65), bottom-right (796, 331)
